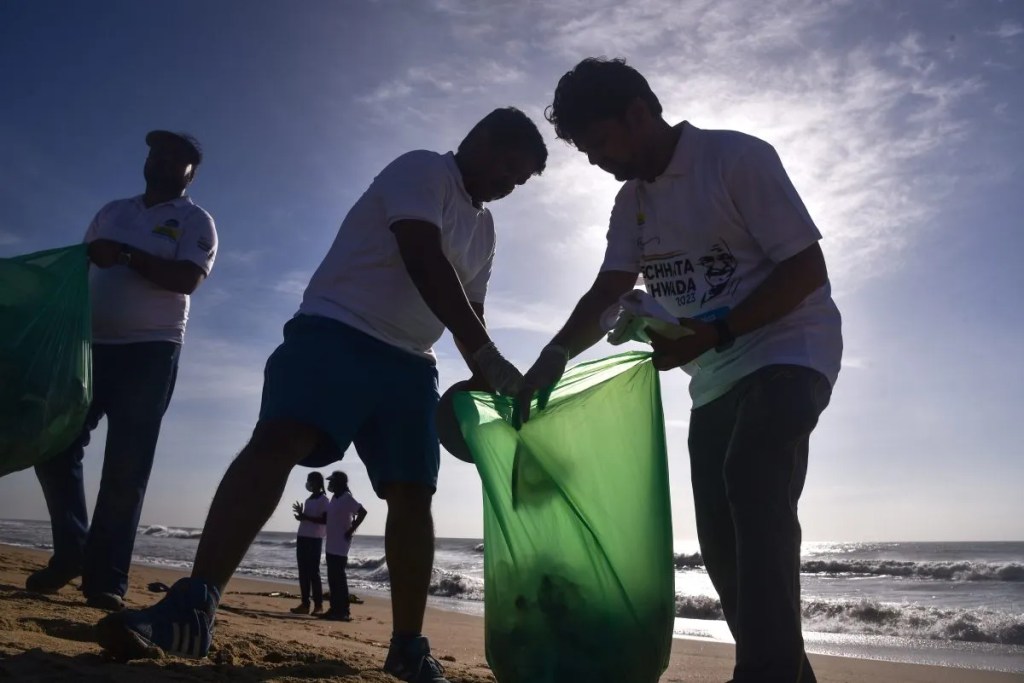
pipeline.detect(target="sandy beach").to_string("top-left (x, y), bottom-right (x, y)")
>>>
top-left (0, 545), bottom-right (1020, 682)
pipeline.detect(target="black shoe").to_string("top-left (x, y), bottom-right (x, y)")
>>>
top-left (86, 592), bottom-right (125, 611)
top-left (383, 635), bottom-right (449, 683)
top-left (317, 610), bottom-right (351, 622)
top-left (25, 564), bottom-right (80, 594)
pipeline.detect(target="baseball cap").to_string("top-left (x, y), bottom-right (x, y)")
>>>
top-left (145, 130), bottom-right (203, 166)
top-left (326, 470), bottom-right (347, 481)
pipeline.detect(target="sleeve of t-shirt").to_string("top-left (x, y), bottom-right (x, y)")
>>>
top-left (376, 151), bottom-right (448, 230)
top-left (725, 141), bottom-right (822, 263)
top-left (83, 202), bottom-right (113, 242)
top-left (175, 207), bottom-right (218, 275)
top-left (599, 183), bottom-right (642, 274)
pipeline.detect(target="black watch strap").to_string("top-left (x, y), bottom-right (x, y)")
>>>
top-left (713, 319), bottom-right (735, 353)
top-left (116, 244), bottom-right (133, 266)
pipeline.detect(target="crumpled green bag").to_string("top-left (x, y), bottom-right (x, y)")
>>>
top-left (447, 351), bottom-right (674, 683)
top-left (0, 244), bottom-right (92, 477)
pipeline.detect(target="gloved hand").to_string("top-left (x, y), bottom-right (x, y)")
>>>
top-left (472, 342), bottom-right (525, 396)
top-left (516, 343), bottom-right (569, 426)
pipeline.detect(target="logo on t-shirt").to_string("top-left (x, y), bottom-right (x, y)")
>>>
top-left (641, 239), bottom-right (742, 315)
top-left (152, 219), bottom-right (182, 242)
top-left (697, 240), bottom-right (740, 306)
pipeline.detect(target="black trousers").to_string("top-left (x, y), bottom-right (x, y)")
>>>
top-left (326, 553), bottom-right (349, 615)
top-left (688, 365), bottom-right (832, 683)
top-left (295, 536), bottom-right (323, 606)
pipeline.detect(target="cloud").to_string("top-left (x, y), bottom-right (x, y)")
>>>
top-left (0, 230), bottom-right (21, 246)
top-left (273, 270), bottom-right (312, 296)
top-left (988, 21), bottom-right (1023, 39)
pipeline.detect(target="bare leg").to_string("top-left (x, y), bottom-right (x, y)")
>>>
top-left (382, 483), bottom-right (435, 634)
top-left (192, 419), bottom-right (322, 594)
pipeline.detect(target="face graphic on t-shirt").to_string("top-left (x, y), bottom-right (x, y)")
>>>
top-left (698, 241), bottom-right (739, 306)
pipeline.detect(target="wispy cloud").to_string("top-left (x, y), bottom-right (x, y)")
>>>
top-left (273, 270), bottom-right (312, 296)
top-left (987, 20), bottom-right (1023, 39)
top-left (0, 230), bottom-right (21, 246)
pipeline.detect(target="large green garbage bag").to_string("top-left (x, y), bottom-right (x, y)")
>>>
top-left (449, 351), bottom-right (674, 683)
top-left (0, 244), bottom-right (91, 477)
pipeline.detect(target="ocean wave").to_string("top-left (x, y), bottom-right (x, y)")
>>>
top-left (673, 553), bottom-right (1024, 582)
top-left (674, 552), bottom-right (704, 569)
top-left (252, 538), bottom-right (298, 547)
top-left (140, 525), bottom-right (202, 539)
top-left (675, 594), bottom-right (1024, 646)
top-left (801, 559), bottom-right (1024, 582)
top-left (428, 569), bottom-right (483, 600)
top-left (349, 556), bottom-right (387, 571)
top-left (473, 543), bottom-right (485, 552)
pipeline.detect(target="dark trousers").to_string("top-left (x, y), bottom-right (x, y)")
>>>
top-left (688, 365), bottom-right (832, 683)
top-left (296, 536), bottom-right (323, 606)
top-left (34, 341), bottom-right (180, 598)
top-left (326, 553), bottom-right (349, 615)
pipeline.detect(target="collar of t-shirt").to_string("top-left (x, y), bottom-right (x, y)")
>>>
top-left (441, 152), bottom-right (476, 207)
top-left (131, 194), bottom-right (195, 211)
top-left (656, 122), bottom-right (699, 179)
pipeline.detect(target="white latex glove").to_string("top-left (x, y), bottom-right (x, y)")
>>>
top-left (517, 343), bottom-right (569, 425)
top-left (472, 342), bottom-right (525, 396)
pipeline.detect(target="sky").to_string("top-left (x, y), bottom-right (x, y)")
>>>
top-left (1, 0), bottom-right (1022, 543)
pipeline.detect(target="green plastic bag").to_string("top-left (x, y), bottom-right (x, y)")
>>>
top-left (450, 351), bottom-right (674, 683)
top-left (0, 244), bottom-right (92, 477)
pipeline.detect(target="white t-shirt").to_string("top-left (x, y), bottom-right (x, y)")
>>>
top-left (297, 493), bottom-right (329, 539)
top-left (85, 195), bottom-right (218, 344)
top-left (601, 122), bottom-right (843, 407)
top-left (325, 491), bottom-right (363, 557)
top-left (299, 150), bottom-right (495, 361)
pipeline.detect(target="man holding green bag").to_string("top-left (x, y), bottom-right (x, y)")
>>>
top-left (95, 108), bottom-right (547, 683)
top-left (28, 131), bottom-right (217, 613)
top-left (520, 58), bottom-right (842, 683)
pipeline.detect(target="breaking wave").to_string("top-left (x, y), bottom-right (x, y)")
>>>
top-left (674, 594), bottom-right (1024, 646)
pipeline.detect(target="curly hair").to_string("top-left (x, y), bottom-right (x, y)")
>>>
top-left (459, 107), bottom-right (548, 173)
top-left (545, 58), bottom-right (662, 144)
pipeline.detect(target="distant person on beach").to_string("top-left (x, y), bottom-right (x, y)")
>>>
top-left (519, 58), bottom-right (842, 683)
top-left (27, 131), bottom-right (217, 613)
top-left (95, 107), bottom-right (547, 683)
top-left (290, 471), bottom-right (329, 615)
top-left (319, 470), bottom-right (367, 622)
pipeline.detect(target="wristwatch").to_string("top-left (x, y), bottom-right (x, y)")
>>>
top-left (116, 244), bottom-right (133, 266)
top-left (713, 318), bottom-right (735, 353)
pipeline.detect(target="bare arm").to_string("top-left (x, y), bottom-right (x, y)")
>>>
top-left (649, 242), bottom-right (830, 369)
top-left (550, 270), bottom-right (638, 358)
top-left (391, 220), bottom-right (490, 354)
top-left (88, 238), bottom-right (206, 294)
top-left (453, 302), bottom-right (487, 380)
top-left (125, 246), bottom-right (207, 295)
top-left (725, 242), bottom-right (827, 336)
top-left (346, 506), bottom-right (368, 539)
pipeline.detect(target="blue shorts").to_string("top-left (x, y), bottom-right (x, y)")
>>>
top-left (259, 315), bottom-right (440, 497)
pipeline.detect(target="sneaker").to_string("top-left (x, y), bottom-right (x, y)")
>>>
top-left (318, 610), bottom-right (351, 622)
top-left (311, 604), bottom-right (324, 616)
top-left (86, 592), bottom-right (125, 612)
top-left (289, 602), bottom-right (311, 615)
top-left (25, 564), bottom-right (81, 594)
top-left (383, 635), bottom-right (449, 683)
top-left (95, 577), bottom-right (219, 661)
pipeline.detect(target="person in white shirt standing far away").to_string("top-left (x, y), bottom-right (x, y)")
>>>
top-left (518, 58), bottom-right (842, 683)
top-left (290, 471), bottom-right (330, 615)
top-left (27, 130), bottom-right (217, 614)
top-left (319, 470), bottom-right (367, 622)
top-left (95, 107), bottom-right (548, 683)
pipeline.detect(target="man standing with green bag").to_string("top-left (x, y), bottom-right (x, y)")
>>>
top-left (27, 131), bottom-right (218, 613)
top-left (520, 58), bottom-right (842, 683)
